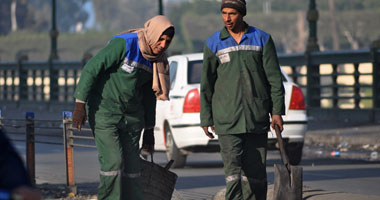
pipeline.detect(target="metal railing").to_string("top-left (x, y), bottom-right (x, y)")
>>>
top-left (62, 111), bottom-right (95, 194)
top-left (0, 59), bottom-right (84, 107)
top-left (277, 46), bottom-right (380, 123)
top-left (279, 49), bottom-right (377, 108)
top-left (0, 109), bottom-right (95, 194)
top-left (1, 45), bottom-right (380, 122)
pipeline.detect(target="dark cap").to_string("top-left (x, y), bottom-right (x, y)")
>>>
top-left (221, 0), bottom-right (247, 16)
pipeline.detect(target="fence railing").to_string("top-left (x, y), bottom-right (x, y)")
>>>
top-left (1, 46), bottom-right (380, 123)
top-left (277, 46), bottom-right (380, 123)
top-left (0, 110), bottom-right (95, 194)
top-left (0, 59), bottom-right (83, 106)
top-left (62, 111), bottom-right (95, 194)
top-left (279, 49), bottom-right (377, 108)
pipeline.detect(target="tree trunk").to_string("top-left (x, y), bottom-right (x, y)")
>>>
top-left (11, 0), bottom-right (17, 32)
top-left (296, 11), bottom-right (307, 52)
top-left (329, 0), bottom-right (339, 50)
top-left (343, 30), bottom-right (359, 50)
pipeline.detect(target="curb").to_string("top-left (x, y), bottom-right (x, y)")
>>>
top-left (304, 124), bottom-right (380, 149)
top-left (212, 184), bottom-right (380, 200)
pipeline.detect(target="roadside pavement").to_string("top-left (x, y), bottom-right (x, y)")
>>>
top-left (213, 122), bottom-right (380, 200)
top-left (32, 122), bottom-right (380, 199)
top-left (305, 122), bottom-right (380, 151)
top-left (305, 122), bottom-right (380, 161)
top-left (213, 185), bottom-right (380, 200)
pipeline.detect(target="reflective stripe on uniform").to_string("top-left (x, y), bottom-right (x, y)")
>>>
top-left (123, 58), bottom-right (152, 73)
top-left (226, 174), bottom-right (241, 183)
top-left (123, 172), bottom-right (141, 178)
top-left (215, 45), bottom-right (262, 56)
top-left (241, 176), bottom-right (267, 184)
top-left (99, 170), bottom-right (120, 176)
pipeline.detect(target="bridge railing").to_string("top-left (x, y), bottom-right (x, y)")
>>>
top-left (279, 49), bottom-right (376, 107)
top-left (1, 47), bottom-right (380, 123)
top-left (278, 47), bottom-right (380, 123)
top-left (0, 59), bottom-right (84, 110)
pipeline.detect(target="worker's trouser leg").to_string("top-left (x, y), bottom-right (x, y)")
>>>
top-left (219, 133), bottom-right (268, 200)
top-left (92, 115), bottom-right (142, 200)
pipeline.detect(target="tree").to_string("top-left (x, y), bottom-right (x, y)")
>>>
top-left (0, 0), bottom-right (27, 34)
top-left (0, 0), bottom-right (12, 35)
top-left (56, 0), bottom-right (89, 32)
top-left (11, 0), bottom-right (17, 31)
top-left (92, 0), bottom-right (158, 31)
top-left (329, 0), bottom-right (340, 50)
top-left (18, 0), bottom-right (89, 32)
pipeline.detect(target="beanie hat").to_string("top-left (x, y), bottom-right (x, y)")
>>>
top-left (221, 0), bottom-right (247, 16)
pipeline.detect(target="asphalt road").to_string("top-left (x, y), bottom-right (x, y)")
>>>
top-left (8, 137), bottom-right (380, 199)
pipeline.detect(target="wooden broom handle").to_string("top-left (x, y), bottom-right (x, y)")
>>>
top-left (274, 125), bottom-right (290, 168)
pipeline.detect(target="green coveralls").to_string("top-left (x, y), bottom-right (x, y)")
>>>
top-left (74, 36), bottom-right (156, 200)
top-left (200, 24), bottom-right (285, 200)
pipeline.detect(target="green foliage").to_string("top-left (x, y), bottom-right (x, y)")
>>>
top-left (0, 31), bottom-right (115, 61)
top-left (92, 0), bottom-right (158, 31)
top-left (25, 0), bottom-right (89, 32)
top-left (247, 0), bottom-right (380, 12)
top-left (317, 9), bottom-right (380, 50)
top-left (167, 0), bottom-right (221, 53)
top-left (1, 0), bottom-right (380, 60)
top-left (317, 0), bottom-right (380, 11)
top-left (166, 0), bottom-right (380, 53)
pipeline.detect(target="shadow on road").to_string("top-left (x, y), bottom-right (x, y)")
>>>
top-left (38, 182), bottom-right (98, 199)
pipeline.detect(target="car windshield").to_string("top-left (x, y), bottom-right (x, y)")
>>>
top-left (188, 60), bottom-right (203, 84)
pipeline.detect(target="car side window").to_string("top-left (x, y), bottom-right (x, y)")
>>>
top-left (169, 61), bottom-right (178, 89)
top-left (188, 61), bottom-right (203, 84)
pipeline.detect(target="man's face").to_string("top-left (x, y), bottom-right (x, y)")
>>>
top-left (151, 34), bottom-right (172, 55)
top-left (221, 7), bottom-right (243, 32)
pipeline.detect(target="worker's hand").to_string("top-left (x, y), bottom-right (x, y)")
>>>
top-left (12, 186), bottom-right (42, 200)
top-left (271, 114), bottom-right (284, 132)
top-left (142, 128), bottom-right (155, 154)
top-left (202, 126), bottom-right (215, 139)
top-left (73, 102), bottom-right (86, 131)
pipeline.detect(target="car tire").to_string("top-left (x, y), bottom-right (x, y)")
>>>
top-left (285, 142), bottom-right (303, 165)
top-left (165, 124), bottom-right (187, 168)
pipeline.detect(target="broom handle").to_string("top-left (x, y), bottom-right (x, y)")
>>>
top-left (150, 152), bottom-right (154, 163)
top-left (274, 125), bottom-right (290, 168)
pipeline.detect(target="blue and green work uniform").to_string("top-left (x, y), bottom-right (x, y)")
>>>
top-left (74, 33), bottom-right (156, 200)
top-left (200, 24), bottom-right (285, 200)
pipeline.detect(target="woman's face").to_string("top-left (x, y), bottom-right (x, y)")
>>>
top-left (151, 34), bottom-right (172, 55)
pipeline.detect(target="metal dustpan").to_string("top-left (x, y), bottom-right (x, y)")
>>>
top-left (273, 125), bottom-right (303, 200)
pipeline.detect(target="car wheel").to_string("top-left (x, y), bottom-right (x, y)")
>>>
top-left (165, 124), bottom-right (187, 168)
top-left (285, 142), bottom-right (303, 165)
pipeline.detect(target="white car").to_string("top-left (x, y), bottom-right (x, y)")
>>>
top-left (154, 53), bottom-right (307, 168)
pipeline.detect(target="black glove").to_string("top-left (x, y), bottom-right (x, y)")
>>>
top-left (73, 102), bottom-right (86, 131)
top-left (142, 128), bottom-right (155, 154)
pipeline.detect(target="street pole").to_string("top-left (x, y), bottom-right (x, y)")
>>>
top-left (306, 0), bottom-right (319, 52)
top-left (49, 0), bottom-right (59, 60)
top-left (306, 0), bottom-right (321, 108)
top-left (26, 112), bottom-right (35, 185)
top-left (49, 0), bottom-right (59, 101)
top-left (158, 0), bottom-right (163, 15)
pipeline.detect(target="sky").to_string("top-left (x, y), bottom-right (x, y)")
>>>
top-left (83, 1), bottom-right (95, 28)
